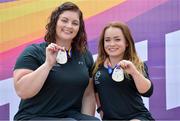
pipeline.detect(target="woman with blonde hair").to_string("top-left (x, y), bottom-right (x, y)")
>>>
top-left (93, 21), bottom-right (154, 120)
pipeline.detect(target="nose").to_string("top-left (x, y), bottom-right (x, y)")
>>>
top-left (109, 40), bottom-right (115, 46)
top-left (66, 22), bottom-right (72, 28)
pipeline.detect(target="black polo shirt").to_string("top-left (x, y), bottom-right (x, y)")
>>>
top-left (93, 63), bottom-right (154, 120)
top-left (14, 42), bottom-right (94, 120)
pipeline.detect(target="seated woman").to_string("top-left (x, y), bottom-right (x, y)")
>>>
top-left (13, 2), bottom-right (99, 121)
top-left (93, 21), bottom-right (154, 121)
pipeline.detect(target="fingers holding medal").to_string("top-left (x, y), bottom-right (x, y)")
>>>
top-left (112, 60), bottom-right (133, 82)
top-left (46, 43), bottom-right (68, 65)
top-left (117, 60), bottom-right (137, 76)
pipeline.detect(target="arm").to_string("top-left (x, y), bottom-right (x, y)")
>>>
top-left (13, 63), bottom-right (52, 100)
top-left (81, 79), bottom-right (96, 116)
top-left (119, 60), bottom-right (152, 95)
top-left (131, 69), bottom-right (152, 94)
top-left (14, 43), bottom-right (62, 99)
top-left (95, 93), bottom-right (103, 118)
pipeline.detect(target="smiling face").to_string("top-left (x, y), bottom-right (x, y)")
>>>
top-left (56, 10), bottom-right (80, 42)
top-left (104, 27), bottom-right (128, 59)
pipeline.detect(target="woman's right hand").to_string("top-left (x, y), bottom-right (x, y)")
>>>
top-left (45, 43), bottom-right (64, 68)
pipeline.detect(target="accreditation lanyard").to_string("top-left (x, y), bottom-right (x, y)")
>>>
top-left (66, 48), bottom-right (72, 59)
top-left (107, 59), bottom-right (119, 74)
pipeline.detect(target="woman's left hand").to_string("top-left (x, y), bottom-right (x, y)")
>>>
top-left (118, 60), bottom-right (139, 76)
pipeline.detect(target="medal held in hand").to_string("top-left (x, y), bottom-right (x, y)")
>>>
top-left (112, 66), bottom-right (124, 82)
top-left (56, 50), bottom-right (67, 64)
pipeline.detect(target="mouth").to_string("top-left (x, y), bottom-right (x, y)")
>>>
top-left (62, 29), bottom-right (73, 34)
top-left (108, 48), bottom-right (118, 52)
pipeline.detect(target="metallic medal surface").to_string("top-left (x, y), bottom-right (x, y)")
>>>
top-left (112, 66), bottom-right (124, 82)
top-left (56, 50), bottom-right (67, 64)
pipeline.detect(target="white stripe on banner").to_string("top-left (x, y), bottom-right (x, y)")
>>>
top-left (166, 30), bottom-right (180, 110)
top-left (0, 78), bottom-right (20, 121)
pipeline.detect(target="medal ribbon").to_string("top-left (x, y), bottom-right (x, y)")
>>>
top-left (107, 59), bottom-right (120, 74)
top-left (66, 48), bottom-right (72, 59)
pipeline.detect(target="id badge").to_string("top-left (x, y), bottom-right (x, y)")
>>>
top-left (56, 50), bottom-right (67, 64)
top-left (112, 66), bottom-right (124, 82)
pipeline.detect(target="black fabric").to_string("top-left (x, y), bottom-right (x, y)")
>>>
top-left (24, 110), bottom-right (99, 121)
top-left (29, 117), bottom-right (77, 121)
top-left (140, 81), bottom-right (153, 97)
top-left (82, 49), bottom-right (94, 78)
top-left (139, 63), bottom-right (153, 97)
top-left (66, 110), bottom-right (99, 120)
top-left (13, 42), bottom-right (95, 120)
top-left (93, 62), bottom-right (154, 120)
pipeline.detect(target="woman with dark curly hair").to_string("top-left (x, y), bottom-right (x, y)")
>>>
top-left (13, 2), bottom-right (99, 120)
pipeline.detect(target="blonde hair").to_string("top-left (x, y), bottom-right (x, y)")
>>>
top-left (93, 21), bottom-right (145, 77)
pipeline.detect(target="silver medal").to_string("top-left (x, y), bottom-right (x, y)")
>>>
top-left (56, 50), bottom-right (67, 64)
top-left (112, 66), bottom-right (124, 82)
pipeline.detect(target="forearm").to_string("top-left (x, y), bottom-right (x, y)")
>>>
top-left (95, 93), bottom-right (101, 109)
top-left (95, 93), bottom-right (103, 118)
top-left (81, 95), bottom-right (96, 115)
top-left (81, 78), bottom-right (96, 115)
top-left (131, 70), bottom-right (151, 94)
top-left (15, 62), bottom-right (52, 99)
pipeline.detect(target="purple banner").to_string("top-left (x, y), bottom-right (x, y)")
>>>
top-left (0, 104), bottom-right (9, 120)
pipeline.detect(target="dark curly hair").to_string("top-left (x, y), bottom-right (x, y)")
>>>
top-left (44, 2), bottom-right (87, 53)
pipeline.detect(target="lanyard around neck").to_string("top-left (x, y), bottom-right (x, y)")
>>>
top-left (66, 48), bottom-right (72, 58)
top-left (107, 58), bottom-right (119, 74)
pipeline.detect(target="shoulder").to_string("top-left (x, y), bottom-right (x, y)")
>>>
top-left (82, 50), bottom-right (94, 75)
top-left (16, 42), bottom-right (47, 63)
top-left (29, 42), bottom-right (47, 51)
top-left (83, 49), bottom-right (93, 57)
top-left (23, 42), bottom-right (47, 55)
top-left (83, 49), bottom-right (94, 63)
top-left (14, 42), bottom-right (47, 70)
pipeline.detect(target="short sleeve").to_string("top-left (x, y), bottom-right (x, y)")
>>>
top-left (143, 62), bottom-right (150, 79)
top-left (140, 62), bottom-right (154, 97)
top-left (94, 81), bottom-right (98, 93)
top-left (14, 44), bottom-right (41, 71)
top-left (92, 63), bottom-right (98, 93)
top-left (83, 50), bottom-right (94, 78)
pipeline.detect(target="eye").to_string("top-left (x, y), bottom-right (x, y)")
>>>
top-left (72, 20), bottom-right (79, 26)
top-left (115, 38), bottom-right (121, 42)
top-left (61, 19), bottom-right (68, 23)
top-left (72, 22), bottom-right (79, 26)
top-left (104, 39), bottom-right (110, 42)
top-left (114, 38), bottom-right (121, 42)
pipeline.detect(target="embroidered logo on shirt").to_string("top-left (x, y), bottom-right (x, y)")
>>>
top-left (94, 71), bottom-right (101, 85)
top-left (78, 61), bottom-right (84, 65)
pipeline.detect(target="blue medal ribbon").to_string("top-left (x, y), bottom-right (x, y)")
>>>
top-left (107, 58), bottom-right (121, 74)
top-left (108, 65), bottom-right (113, 74)
top-left (108, 64), bottom-right (120, 74)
